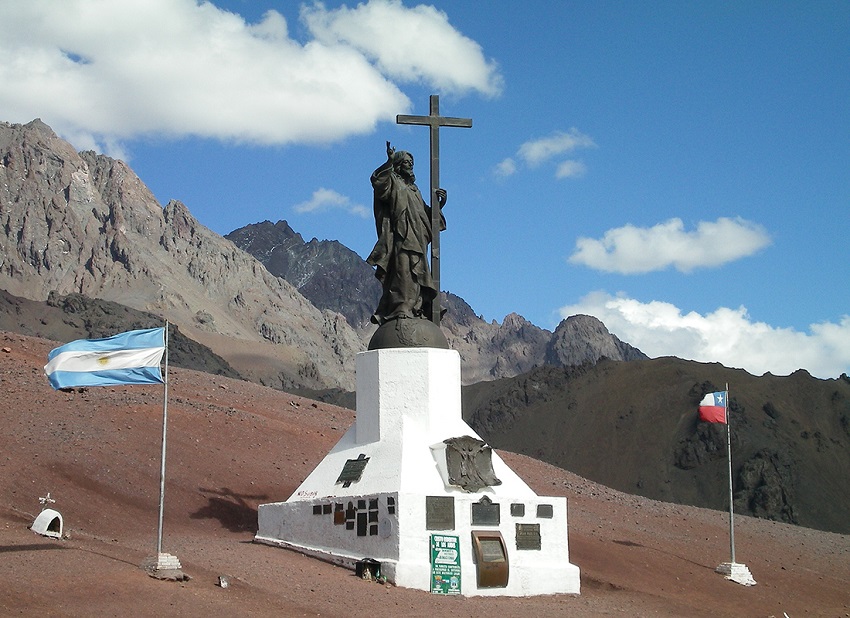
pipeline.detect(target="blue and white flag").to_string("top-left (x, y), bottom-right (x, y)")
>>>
top-left (44, 327), bottom-right (165, 390)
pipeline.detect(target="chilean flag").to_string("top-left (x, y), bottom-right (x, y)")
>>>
top-left (698, 391), bottom-right (727, 424)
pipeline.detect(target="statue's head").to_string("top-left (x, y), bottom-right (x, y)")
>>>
top-left (392, 151), bottom-right (414, 176)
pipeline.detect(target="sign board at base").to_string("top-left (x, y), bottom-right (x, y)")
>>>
top-left (430, 534), bottom-right (461, 594)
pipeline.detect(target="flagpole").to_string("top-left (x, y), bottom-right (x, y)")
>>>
top-left (156, 321), bottom-right (169, 559)
top-left (725, 382), bottom-right (735, 564)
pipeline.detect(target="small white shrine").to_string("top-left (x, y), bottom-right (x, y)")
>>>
top-left (255, 347), bottom-right (581, 596)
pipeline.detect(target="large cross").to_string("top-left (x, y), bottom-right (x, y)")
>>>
top-left (397, 94), bottom-right (472, 325)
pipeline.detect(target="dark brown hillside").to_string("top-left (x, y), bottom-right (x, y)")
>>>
top-left (0, 289), bottom-right (240, 379)
top-left (463, 357), bottom-right (850, 535)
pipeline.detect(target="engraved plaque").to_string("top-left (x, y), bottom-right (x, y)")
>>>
top-left (336, 454), bottom-right (370, 487)
top-left (510, 503), bottom-right (525, 517)
top-left (516, 523), bottom-right (541, 550)
top-left (537, 504), bottom-right (554, 519)
top-left (443, 436), bottom-right (502, 492)
top-left (471, 498), bottom-right (500, 526)
top-left (426, 496), bottom-right (455, 530)
top-left (479, 538), bottom-right (506, 561)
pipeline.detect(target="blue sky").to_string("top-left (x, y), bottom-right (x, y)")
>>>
top-left (2, 0), bottom-right (849, 378)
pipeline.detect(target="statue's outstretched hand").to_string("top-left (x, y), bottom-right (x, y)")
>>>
top-left (435, 188), bottom-right (447, 207)
top-left (386, 141), bottom-right (395, 160)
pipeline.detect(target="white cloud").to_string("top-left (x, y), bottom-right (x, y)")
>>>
top-left (0, 0), bottom-right (500, 155)
top-left (294, 188), bottom-right (369, 218)
top-left (555, 159), bottom-right (587, 179)
top-left (569, 217), bottom-right (771, 274)
top-left (517, 129), bottom-right (596, 166)
top-left (302, 0), bottom-right (502, 97)
top-left (493, 157), bottom-right (517, 177)
top-left (559, 291), bottom-right (850, 379)
top-left (497, 128), bottom-right (595, 179)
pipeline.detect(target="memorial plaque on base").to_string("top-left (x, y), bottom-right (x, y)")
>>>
top-left (471, 497), bottom-right (500, 526)
top-left (426, 496), bottom-right (455, 530)
top-left (516, 523), bottom-right (541, 550)
top-left (336, 454), bottom-right (370, 487)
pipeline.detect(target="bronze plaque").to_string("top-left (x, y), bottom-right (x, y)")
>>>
top-left (336, 454), bottom-right (370, 487)
top-left (516, 523), bottom-right (541, 550)
top-left (536, 504), bottom-right (554, 519)
top-left (426, 496), bottom-right (455, 530)
top-left (471, 500), bottom-right (500, 526)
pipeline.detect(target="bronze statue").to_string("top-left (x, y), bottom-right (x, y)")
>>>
top-left (365, 95), bottom-right (471, 350)
top-left (367, 141), bottom-right (446, 325)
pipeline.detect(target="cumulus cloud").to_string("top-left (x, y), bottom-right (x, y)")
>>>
top-left (569, 217), bottom-right (771, 274)
top-left (0, 0), bottom-right (501, 155)
top-left (517, 129), bottom-right (596, 166)
top-left (559, 291), bottom-right (850, 379)
top-left (493, 157), bottom-right (517, 178)
top-left (496, 128), bottom-right (595, 179)
top-left (293, 188), bottom-right (369, 218)
top-left (302, 0), bottom-right (502, 97)
top-left (555, 160), bottom-right (587, 179)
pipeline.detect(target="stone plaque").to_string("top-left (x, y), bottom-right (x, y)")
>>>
top-left (536, 504), bottom-right (554, 519)
top-left (471, 496), bottom-right (500, 526)
top-left (426, 496), bottom-right (455, 530)
top-left (336, 454), bottom-right (370, 487)
top-left (516, 523), bottom-right (541, 550)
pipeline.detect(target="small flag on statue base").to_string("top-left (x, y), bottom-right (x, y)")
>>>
top-left (716, 561), bottom-right (756, 586)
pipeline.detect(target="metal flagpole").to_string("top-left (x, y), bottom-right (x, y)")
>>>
top-left (725, 382), bottom-right (736, 564)
top-left (156, 321), bottom-right (169, 558)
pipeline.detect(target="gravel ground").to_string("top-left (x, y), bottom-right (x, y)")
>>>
top-left (1, 332), bottom-right (848, 617)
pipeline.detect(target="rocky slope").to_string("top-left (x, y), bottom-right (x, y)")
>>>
top-left (462, 358), bottom-right (850, 535)
top-left (0, 119), bottom-right (362, 391)
top-left (227, 220), bottom-right (647, 384)
top-left (1, 331), bottom-right (848, 617)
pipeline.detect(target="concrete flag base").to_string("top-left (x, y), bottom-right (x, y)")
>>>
top-left (716, 562), bottom-right (756, 586)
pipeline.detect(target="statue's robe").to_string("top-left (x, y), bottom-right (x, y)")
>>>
top-left (367, 157), bottom-right (445, 324)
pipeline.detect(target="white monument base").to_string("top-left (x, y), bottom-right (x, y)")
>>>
top-left (256, 348), bottom-right (580, 597)
top-left (716, 562), bottom-right (756, 586)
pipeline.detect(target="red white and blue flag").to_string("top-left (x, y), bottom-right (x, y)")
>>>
top-left (698, 391), bottom-right (727, 424)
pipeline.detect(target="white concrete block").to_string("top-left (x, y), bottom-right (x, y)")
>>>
top-left (256, 348), bottom-right (581, 597)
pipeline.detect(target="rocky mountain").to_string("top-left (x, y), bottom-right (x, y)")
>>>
top-left (227, 220), bottom-right (647, 384)
top-left (0, 119), bottom-right (362, 391)
top-left (225, 220), bottom-right (379, 331)
top-left (462, 358), bottom-right (850, 535)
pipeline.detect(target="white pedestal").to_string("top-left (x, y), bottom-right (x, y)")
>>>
top-left (256, 348), bottom-right (581, 597)
top-left (716, 562), bottom-right (756, 586)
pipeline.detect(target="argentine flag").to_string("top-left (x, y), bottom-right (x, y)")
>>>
top-left (45, 328), bottom-right (165, 390)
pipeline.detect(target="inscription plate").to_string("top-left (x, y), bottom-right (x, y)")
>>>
top-left (471, 502), bottom-right (500, 525)
top-left (516, 523), bottom-right (541, 550)
top-left (471, 498), bottom-right (500, 526)
top-left (336, 454), bottom-right (370, 487)
top-left (536, 504), bottom-right (554, 519)
top-left (426, 496), bottom-right (455, 530)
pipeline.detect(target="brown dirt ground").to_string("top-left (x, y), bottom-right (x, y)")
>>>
top-left (0, 332), bottom-right (847, 617)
